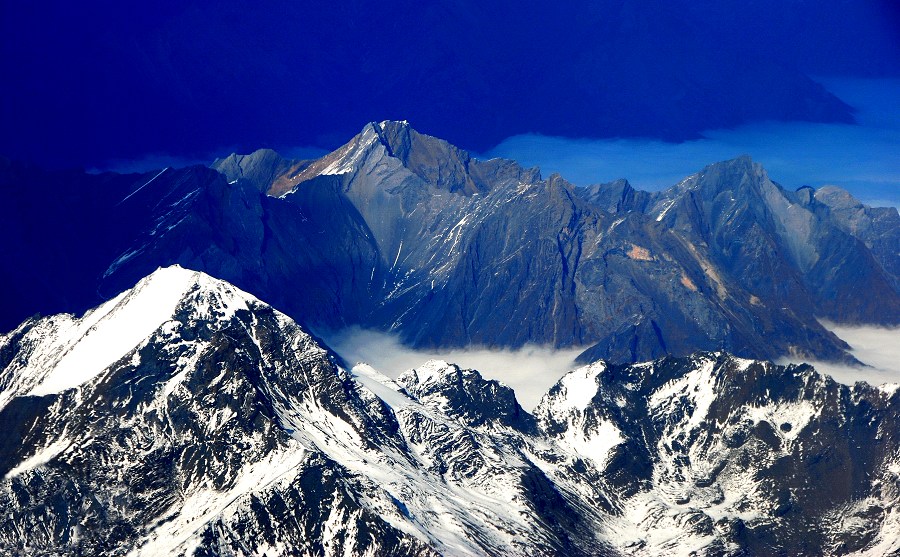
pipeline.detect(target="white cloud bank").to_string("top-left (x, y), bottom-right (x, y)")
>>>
top-left (481, 78), bottom-right (900, 208)
top-left (780, 324), bottom-right (900, 389)
top-left (323, 328), bottom-right (583, 411)
top-left (327, 322), bottom-right (900, 412)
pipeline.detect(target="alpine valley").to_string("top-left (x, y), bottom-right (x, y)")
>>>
top-left (1, 122), bottom-right (899, 556)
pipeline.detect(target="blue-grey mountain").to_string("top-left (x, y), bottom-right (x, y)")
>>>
top-left (4, 122), bottom-right (897, 365)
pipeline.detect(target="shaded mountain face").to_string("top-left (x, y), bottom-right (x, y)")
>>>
top-left (1, 267), bottom-right (898, 556)
top-left (809, 185), bottom-right (900, 294)
top-left (1, 122), bottom-right (898, 365)
top-left (0, 157), bottom-right (225, 330)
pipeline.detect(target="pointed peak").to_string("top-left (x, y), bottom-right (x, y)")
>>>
top-left (121, 265), bottom-right (262, 318)
top-left (536, 361), bottom-right (606, 414)
top-left (581, 177), bottom-right (633, 195)
top-left (280, 120), bottom-right (529, 196)
top-left (21, 265), bottom-right (264, 398)
top-left (607, 177), bottom-right (633, 189)
top-left (369, 119), bottom-right (416, 160)
top-left (135, 263), bottom-right (206, 289)
top-left (211, 148), bottom-right (304, 193)
top-left (128, 264), bottom-right (201, 303)
top-left (546, 172), bottom-right (567, 184)
top-left (672, 155), bottom-right (772, 199)
top-left (576, 178), bottom-right (645, 214)
top-left (270, 126), bottom-right (387, 194)
top-left (373, 119), bottom-right (411, 133)
top-left (813, 184), bottom-right (864, 209)
top-left (246, 147), bottom-right (285, 160)
top-left (366, 119), bottom-right (462, 168)
top-left (363, 121), bottom-right (492, 195)
top-left (211, 148), bottom-right (284, 169)
top-left (25, 266), bottom-right (201, 396)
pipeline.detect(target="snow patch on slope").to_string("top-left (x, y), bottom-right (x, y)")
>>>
top-left (534, 362), bottom-right (624, 469)
top-left (321, 124), bottom-right (380, 176)
top-left (649, 357), bottom-right (717, 429)
top-left (4, 437), bottom-right (74, 481)
top-left (744, 399), bottom-right (821, 442)
top-left (561, 420), bottom-right (623, 468)
top-left (128, 447), bottom-right (310, 557)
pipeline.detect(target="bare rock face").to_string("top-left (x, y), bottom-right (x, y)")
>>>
top-left (1, 268), bottom-right (898, 556)
top-left (626, 157), bottom-right (900, 327)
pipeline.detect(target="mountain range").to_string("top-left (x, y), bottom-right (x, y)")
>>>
top-left (1, 266), bottom-right (898, 556)
top-left (2, 121), bottom-right (898, 365)
top-left (1, 120), bottom-right (899, 555)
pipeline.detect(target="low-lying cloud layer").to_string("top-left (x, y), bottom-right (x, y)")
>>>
top-left (325, 323), bottom-right (900, 411)
top-left (482, 78), bottom-right (900, 208)
top-left (323, 328), bottom-right (584, 411)
top-left (780, 324), bottom-right (900, 388)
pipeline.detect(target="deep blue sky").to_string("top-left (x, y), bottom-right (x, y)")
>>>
top-left (2, 0), bottom-right (898, 175)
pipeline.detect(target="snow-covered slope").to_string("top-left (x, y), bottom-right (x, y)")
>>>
top-left (0, 266), bottom-right (207, 407)
top-left (0, 266), bottom-right (432, 555)
top-left (1, 267), bottom-right (898, 556)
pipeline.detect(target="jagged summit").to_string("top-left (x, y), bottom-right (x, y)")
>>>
top-left (648, 155), bottom-right (766, 203)
top-left (397, 360), bottom-right (535, 431)
top-left (214, 123), bottom-right (770, 209)
top-left (694, 154), bottom-right (768, 190)
top-left (371, 119), bottom-right (413, 156)
top-left (370, 120), bottom-right (495, 196)
top-left (211, 147), bottom-right (314, 194)
top-left (577, 178), bottom-right (646, 214)
top-left (244, 120), bottom-right (539, 197)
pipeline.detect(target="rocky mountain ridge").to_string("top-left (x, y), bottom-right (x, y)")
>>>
top-left (1, 122), bottom-right (898, 366)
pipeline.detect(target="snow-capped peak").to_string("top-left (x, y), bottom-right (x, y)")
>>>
top-left (2, 265), bottom-right (258, 403)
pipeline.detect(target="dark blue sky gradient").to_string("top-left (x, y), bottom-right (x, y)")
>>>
top-left (1, 0), bottom-right (898, 170)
